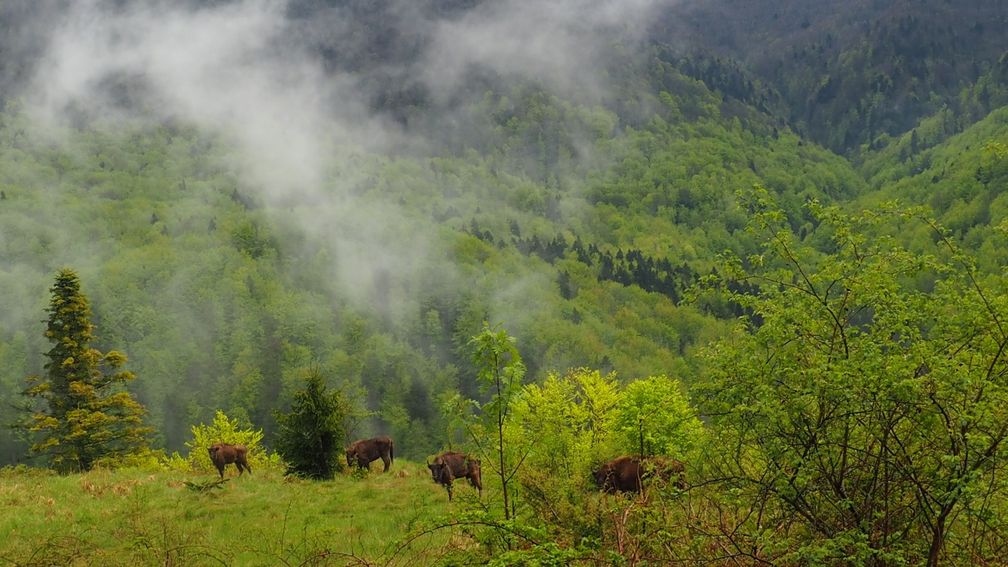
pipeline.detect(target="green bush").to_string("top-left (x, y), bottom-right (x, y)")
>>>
top-left (185, 410), bottom-right (269, 472)
top-left (93, 447), bottom-right (168, 472)
top-left (615, 375), bottom-right (704, 459)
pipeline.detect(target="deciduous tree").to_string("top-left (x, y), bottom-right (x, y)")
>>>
top-left (699, 189), bottom-right (1008, 565)
top-left (471, 323), bottom-right (526, 521)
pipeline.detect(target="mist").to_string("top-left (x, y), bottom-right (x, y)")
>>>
top-left (12, 0), bottom-right (668, 310)
top-left (0, 0), bottom-right (671, 456)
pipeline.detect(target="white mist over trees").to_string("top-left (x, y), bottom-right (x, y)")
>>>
top-left (0, 0), bottom-right (684, 458)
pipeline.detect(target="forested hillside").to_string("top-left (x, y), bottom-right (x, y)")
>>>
top-left (1, 0), bottom-right (1008, 563)
top-left (658, 0), bottom-right (1008, 153)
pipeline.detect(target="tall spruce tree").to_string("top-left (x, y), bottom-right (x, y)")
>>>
top-left (23, 269), bottom-right (150, 472)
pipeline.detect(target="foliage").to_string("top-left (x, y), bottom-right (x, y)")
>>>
top-left (273, 366), bottom-right (351, 480)
top-left (697, 191), bottom-right (1008, 565)
top-left (94, 447), bottom-right (168, 472)
top-left (511, 368), bottom-right (620, 487)
top-left (614, 375), bottom-right (704, 459)
top-left (185, 410), bottom-right (267, 472)
top-left (21, 269), bottom-right (151, 472)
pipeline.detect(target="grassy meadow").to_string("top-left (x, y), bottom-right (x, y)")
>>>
top-left (0, 462), bottom-right (484, 566)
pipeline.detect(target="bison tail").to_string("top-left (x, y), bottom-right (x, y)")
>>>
top-left (390, 440), bottom-right (394, 464)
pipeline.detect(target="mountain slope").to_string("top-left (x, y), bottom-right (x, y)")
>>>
top-left (653, 0), bottom-right (1008, 153)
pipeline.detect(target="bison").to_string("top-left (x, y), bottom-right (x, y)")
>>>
top-left (208, 443), bottom-right (252, 479)
top-left (345, 436), bottom-right (394, 472)
top-left (427, 451), bottom-right (482, 501)
top-left (592, 455), bottom-right (685, 493)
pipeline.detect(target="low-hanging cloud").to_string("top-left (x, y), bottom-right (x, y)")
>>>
top-left (422, 0), bottom-right (666, 102)
top-left (28, 0), bottom-right (384, 198)
top-left (17, 0), bottom-right (672, 315)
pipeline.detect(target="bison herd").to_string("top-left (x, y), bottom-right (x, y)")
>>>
top-left (208, 436), bottom-right (685, 499)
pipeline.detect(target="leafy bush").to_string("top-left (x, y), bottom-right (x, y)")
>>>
top-left (162, 451), bottom-right (193, 473)
top-left (614, 375), bottom-right (704, 459)
top-left (512, 368), bottom-right (621, 483)
top-left (93, 447), bottom-right (168, 472)
top-left (185, 410), bottom-right (268, 472)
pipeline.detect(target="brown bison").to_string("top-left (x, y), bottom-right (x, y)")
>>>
top-left (345, 436), bottom-right (394, 472)
top-left (592, 455), bottom-right (685, 493)
top-left (208, 443), bottom-right (252, 479)
top-left (427, 451), bottom-right (482, 501)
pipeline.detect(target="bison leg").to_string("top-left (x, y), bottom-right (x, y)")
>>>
top-left (214, 462), bottom-right (225, 479)
top-left (468, 472), bottom-right (482, 496)
top-left (381, 453), bottom-right (391, 473)
top-left (236, 456), bottom-right (251, 476)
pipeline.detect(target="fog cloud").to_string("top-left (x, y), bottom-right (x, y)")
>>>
top-left (423, 0), bottom-right (665, 101)
top-left (28, 0), bottom-right (376, 197)
top-left (18, 0), bottom-right (669, 310)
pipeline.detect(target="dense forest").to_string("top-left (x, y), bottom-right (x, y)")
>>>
top-left (1, 0), bottom-right (1008, 564)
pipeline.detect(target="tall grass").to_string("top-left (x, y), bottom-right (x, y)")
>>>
top-left (0, 462), bottom-right (480, 566)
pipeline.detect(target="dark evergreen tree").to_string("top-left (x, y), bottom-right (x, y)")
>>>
top-left (557, 270), bottom-right (575, 300)
top-left (22, 269), bottom-right (150, 472)
top-left (273, 367), bottom-right (350, 480)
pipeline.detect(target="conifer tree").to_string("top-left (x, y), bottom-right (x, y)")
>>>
top-left (274, 367), bottom-right (350, 479)
top-left (23, 269), bottom-right (150, 472)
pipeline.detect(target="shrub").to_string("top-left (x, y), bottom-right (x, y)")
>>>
top-left (185, 410), bottom-right (267, 472)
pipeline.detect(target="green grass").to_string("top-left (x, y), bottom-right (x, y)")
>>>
top-left (0, 462), bottom-right (485, 566)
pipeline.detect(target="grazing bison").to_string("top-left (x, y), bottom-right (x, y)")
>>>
top-left (208, 443), bottom-right (252, 479)
top-left (345, 436), bottom-right (394, 472)
top-left (592, 455), bottom-right (685, 493)
top-left (427, 451), bottom-right (482, 501)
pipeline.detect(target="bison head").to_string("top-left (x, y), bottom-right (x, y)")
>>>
top-left (591, 463), bottom-right (609, 488)
top-left (427, 457), bottom-right (448, 484)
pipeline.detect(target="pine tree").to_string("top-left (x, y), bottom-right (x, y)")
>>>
top-left (23, 269), bottom-right (150, 472)
top-left (274, 367), bottom-right (350, 480)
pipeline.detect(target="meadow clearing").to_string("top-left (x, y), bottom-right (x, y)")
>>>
top-left (0, 462), bottom-right (482, 566)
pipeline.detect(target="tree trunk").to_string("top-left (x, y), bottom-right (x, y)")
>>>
top-left (927, 508), bottom-right (951, 567)
top-left (496, 368), bottom-right (511, 522)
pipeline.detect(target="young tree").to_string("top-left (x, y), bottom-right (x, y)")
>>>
top-left (698, 189), bottom-right (1008, 565)
top-left (512, 368), bottom-right (621, 482)
top-left (615, 375), bottom-right (704, 460)
top-left (273, 367), bottom-right (350, 480)
top-left (22, 269), bottom-right (150, 472)
top-left (471, 323), bottom-right (526, 521)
